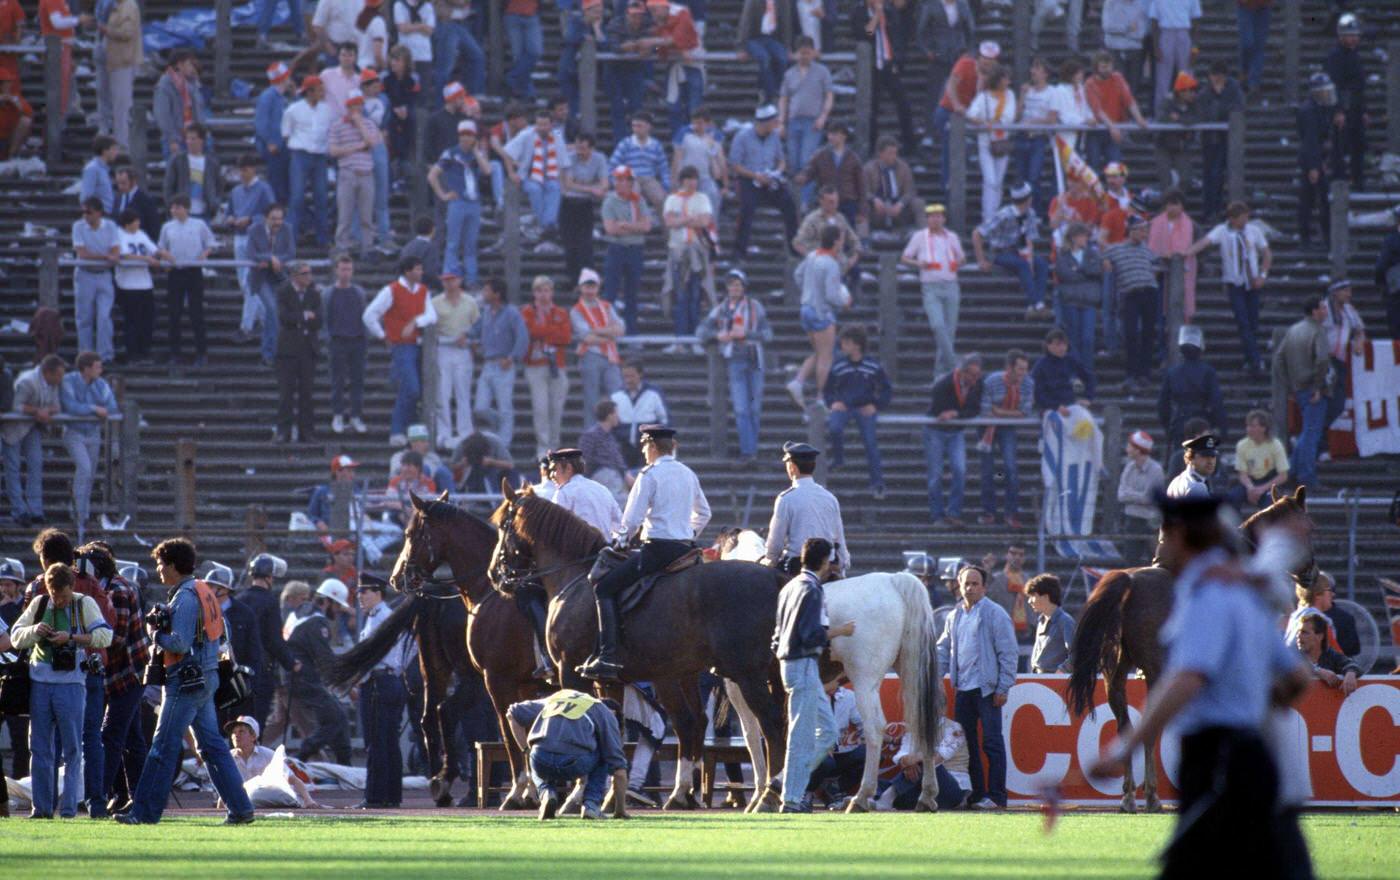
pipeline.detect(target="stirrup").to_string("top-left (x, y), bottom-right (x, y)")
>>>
top-left (576, 658), bottom-right (623, 681)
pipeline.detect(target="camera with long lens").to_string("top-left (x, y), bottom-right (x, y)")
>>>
top-left (143, 648), bottom-right (166, 686)
top-left (144, 603), bottom-right (172, 632)
top-left (50, 641), bottom-right (78, 672)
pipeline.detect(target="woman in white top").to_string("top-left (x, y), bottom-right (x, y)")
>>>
top-left (966, 65), bottom-right (1017, 221)
top-left (1015, 56), bottom-right (1059, 211)
top-left (114, 209), bottom-right (167, 363)
top-left (1052, 57), bottom-right (1093, 150)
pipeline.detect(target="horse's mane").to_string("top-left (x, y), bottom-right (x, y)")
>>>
top-left (498, 491), bottom-right (607, 555)
top-left (1239, 487), bottom-right (1306, 547)
top-left (420, 498), bottom-right (497, 538)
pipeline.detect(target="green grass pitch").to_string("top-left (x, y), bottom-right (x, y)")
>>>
top-left (5, 811), bottom-right (1397, 878)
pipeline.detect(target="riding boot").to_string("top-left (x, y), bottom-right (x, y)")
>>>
top-left (577, 596), bottom-right (624, 681)
top-left (524, 594), bottom-right (554, 684)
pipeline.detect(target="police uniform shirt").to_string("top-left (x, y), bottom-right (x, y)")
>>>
top-left (552, 474), bottom-right (623, 539)
top-left (285, 603), bottom-right (334, 685)
top-left (1166, 466), bottom-right (1211, 499)
top-left (765, 476), bottom-right (850, 572)
top-left (1162, 548), bottom-right (1306, 736)
top-left (360, 601), bottom-right (410, 676)
top-left (533, 478), bottom-right (558, 502)
top-left (615, 454), bottom-right (712, 542)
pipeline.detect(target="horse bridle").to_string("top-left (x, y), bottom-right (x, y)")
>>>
top-left (397, 510), bottom-right (472, 597)
top-left (489, 500), bottom-right (598, 592)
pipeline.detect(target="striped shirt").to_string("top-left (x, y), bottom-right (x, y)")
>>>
top-left (609, 135), bottom-right (670, 188)
top-left (328, 115), bottom-right (378, 174)
top-left (979, 370), bottom-right (1035, 418)
top-left (1104, 240), bottom-right (1160, 291)
top-left (976, 205), bottom-right (1039, 253)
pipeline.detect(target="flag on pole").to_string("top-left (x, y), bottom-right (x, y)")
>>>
top-left (1052, 133), bottom-right (1105, 201)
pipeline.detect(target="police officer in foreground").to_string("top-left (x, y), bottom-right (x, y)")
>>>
top-left (1088, 492), bottom-right (1312, 879)
top-left (237, 553), bottom-right (299, 727)
top-left (356, 574), bottom-right (408, 808)
top-left (117, 538), bottom-right (254, 825)
top-left (764, 441), bottom-right (850, 577)
top-left (578, 425), bottom-right (712, 682)
top-left (285, 579), bottom-right (353, 765)
top-left (1167, 433), bottom-right (1219, 499)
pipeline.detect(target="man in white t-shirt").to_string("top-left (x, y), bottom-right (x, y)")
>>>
top-left (114, 209), bottom-right (163, 363)
top-left (312, 0), bottom-right (366, 56)
top-left (1187, 200), bottom-right (1271, 374)
top-left (662, 165), bottom-right (713, 352)
top-left (901, 203), bottom-right (964, 377)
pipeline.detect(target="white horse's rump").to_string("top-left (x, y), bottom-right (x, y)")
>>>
top-left (824, 572), bottom-right (942, 811)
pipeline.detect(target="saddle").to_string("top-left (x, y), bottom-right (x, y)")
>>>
top-left (587, 547), bottom-right (705, 616)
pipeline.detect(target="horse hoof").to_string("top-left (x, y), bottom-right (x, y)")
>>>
top-left (1145, 797), bottom-right (1163, 814)
top-left (749, 798), bottom-right (778, 814)
top-left (844, 798), bottom-right (869, 814)
top-left (434, 793), bottom-right (454, 808)
top-left (685, 792), bottom-right (701, 810)
top-left (500, 795), bottom-right (528, 811)
top-left (429, 778), bottom-right (448, 801)
top-left (1119, 798), bottom-right (1137, 814)
top-left (662, 794), bottom-right (695, 811)
top-left (913, 799), bottom-right (938, 813)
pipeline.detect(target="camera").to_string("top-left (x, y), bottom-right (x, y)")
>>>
top-left (51, 641), bottom-right (78, 672)
top-left (81, 654), bottom-right (104, 677)
top-left (143, 648), bottom-right (166, 686)
top-left (175, 661), bottom-right (205, 695)
top-left (145, 603), bottom-right (172, 632)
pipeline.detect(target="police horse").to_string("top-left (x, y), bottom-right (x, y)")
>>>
top-left (494, 492), bottom-right (945, 813)
top-left (1067, 487), bottom-right (1315, 812)
top-left (329, 492), bottom-right (543, 810)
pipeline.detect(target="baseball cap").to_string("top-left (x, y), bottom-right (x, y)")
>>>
top-left (1173, 71), bottom-right (1199, 92)
top-left (578, 268), bottom-right (601, 286)
top-left (266, 61), bottom-right (292, 85)
top-left (345, 89), bottom-right (365, 107)
top-left (1127, 430), bottom-right (1154, 453)
top-left (299, 74), bottom-right (323, 93)
top-left (407, 424), bottom-right (430, 441)
top-left (978, 40), bottom-right (1001, 59)
top-left (442, 82), bottom-right (466, 102)
top-left (223, 715), bottom-right (261, 740)
top-left (330, 454), bottom-right (359, 473)
top-left (457, 119), bottom-right (478, 134)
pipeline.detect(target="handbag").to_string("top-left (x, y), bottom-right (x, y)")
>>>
top-left (989, 139), bottom-right (1014, 158)
top-left (213, 632), bottom-right (254, 712)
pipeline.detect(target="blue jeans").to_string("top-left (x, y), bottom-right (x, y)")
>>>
top-left (672, 267), bottom-right (701, 337)
top-left (827, 407), bottom-right (883, 490)
top-left (1101, 274), bottom-right (1120, 355)
top-left (668, 67), bottom-right (705, 140)
top-left (371, 143), bottom-right (391, 242)
top-left (786, 116), bottom-right (823, 206)
top-left (932, 105), bottom-right (953, 188)
top-left (256, 280), bottom-right (279, 363)
top-left (979, 428), bottom-right (1020, 519)
top-left (746, 37), bottom-right (787, 102)
top-left (1236, 6), bottom-right (1271, 92)
top-left (727, 358), bottom-right (764, 457)
top-left (3, 427), bottom-right (43, 520)
top-left (994, 251), bottom-right (1049, 309)
top-left (883, 762), bottom-right (967, 811)
top-left (389, 343), bottom-right (422, 437)
top-left (475, 360), bottom-right (517, 447)
top-left (288, 149), bottom-right (329, 246)
top-left (1226, 283), bottom-right (1262, 368)
top-left (444, 198), bottom-right (482, 283)
top-left (101, 685), bottom-right (145, 812)
top-left (505, 13), bottom-right (542, 98)
top-left (923, 427), bottom-right (966, 520)
top-left (1202, 139), bottom-right (1227, 220)
top-left (1015, 134), bottom-right (1050, 214)
top-left (1059, 301), bottom-right (1097, 375)
top-left (1292, 389), bottom-right (1327, 486)
top-left (256, 0), bottom-right (305, 40)
top-left (605, 64), bottom-right (649, 145)
top-left (129, 675), bottom-right (253, 823)
top-left (530, 747), bottom-right (610, 809)
top-left (82, 672), bottom-right (106, 816)
top-left (1085, 130), bottom-right (1123, 177)
top-left (779, 657), bottom-right (836, 804)
top-left (604, 243), bottom-right (643, 332)
top-left (954, 688), bottom-right (1007, 807)
top-left (29, 680), bottom-right (84, 818)
top-left (432, 19), bottom-right (486, 96)
top-left (522, 179), bottom-right (561, 231)
top-left (259, 144), bottom-right (290, 205)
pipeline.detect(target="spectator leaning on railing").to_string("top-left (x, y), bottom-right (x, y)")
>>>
top-left (4, 355), bottom-right (66, 528)
top-left (823, 325), bottom-right (891, 499)
top-left (978, 348), bottom-right (1033, 529)
top-left (113, 208), bottom-right (159, 364)
top-left (1030, 327), bottom-right (1094, 415)
top-left (60, 351), bottom-right (118, 535)
top-left (1117, 429), bottom-right (1164, 561)
top-left (923, 353), bottom-right (984, 529)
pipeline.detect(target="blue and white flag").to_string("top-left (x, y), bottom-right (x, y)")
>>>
top-left (1040, 405), bottom-right (1103, 538)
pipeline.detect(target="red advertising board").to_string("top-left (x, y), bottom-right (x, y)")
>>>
top-left (873, 675), bottom-right (1400, 806)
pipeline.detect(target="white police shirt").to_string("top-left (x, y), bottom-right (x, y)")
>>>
top-left (615, 454), bottom-right (711, 542)
top-left (552, 474), bottom-right (623, 538)
top-left (764, 476), bottom-right (850, 572)
top-left (360, 600), bottom-right (410, 676)
top-left (1166, 466), bottom-right (1211, 499)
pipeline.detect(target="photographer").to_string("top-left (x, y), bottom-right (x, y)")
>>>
top-left (9, 563), bottom-right (113, 819)
top-left (117, 538), bottom-right (254, 825)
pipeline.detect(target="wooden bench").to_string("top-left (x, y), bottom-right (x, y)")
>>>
top-left (700, 738), bottom-right (755, 807)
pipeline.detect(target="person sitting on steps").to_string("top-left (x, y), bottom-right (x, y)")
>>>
top-left (577, 424), bottom-right (711, 682)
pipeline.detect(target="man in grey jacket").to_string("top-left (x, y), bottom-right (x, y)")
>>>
top-left (936, 562), bottom-right (1017, 809)
top-left (153, 50), bottom-right (208, 160)
top-left (508, 689), bottom-right (628, 821)
top-left (1274, 295), bottom-right (1330, 490)
top-left (2, 356), bottom-right (65, 527)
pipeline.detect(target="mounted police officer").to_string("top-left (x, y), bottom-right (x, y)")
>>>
top-left (1167, 433), bottom-right (1219, 500)
top-left (285, 579), bottom-right (353, 765)
top-left (549, 447), bottom-right (623, 538)
top-left (578, 424), bottom-right (711, 682)
top-left (764, 441), bottom-right (849, 576)
top-left (356, 573), bottom-right (409, 808)
top-left (117, 537), bottom-right (254, 825)
top-left (1089, 492), bottom-right (1312, 879)
top-left (236, 553), bottom-right (298, 727)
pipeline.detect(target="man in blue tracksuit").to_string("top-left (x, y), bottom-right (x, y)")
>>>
top-left (508, 689), bottom-right (628, 821)
top-left (822, 326), bottom-right (892, 498)
top-left (118, 538), bottom-right (254, 825)
top-left (772, 537), bottom-right (855, 813)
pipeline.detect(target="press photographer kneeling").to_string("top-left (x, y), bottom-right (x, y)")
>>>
top-left (8, 562), bottom-right (113, 819)
top-left (116, 538), bottom-right (255, 825)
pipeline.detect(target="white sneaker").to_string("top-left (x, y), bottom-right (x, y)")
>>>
top-left (351, 417), bottom-right (368, 434)
top-left (785, 378), bottom-right (805, 408)
top-left (332, 415), bottom-right (345, 434)
top-left (388, 433), bottom-right (407, 447)
top-left (662, 343), bottom-right (682, 354)
top-left (972, 797), bottom-right (1002, 811)
top-left (688, 343), bottom-right (705, 356)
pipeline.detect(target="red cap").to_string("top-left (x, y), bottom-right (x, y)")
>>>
top-left (328, 539), bottom-right (356, 554)
top-left (299, 74), bottom-right (323, 93)
top-left (330, 454), bottom-right (359, 473)
top-left (360, 68), bottom-right (380, 84)
top-left (266, 61), bottom-right (292, 85)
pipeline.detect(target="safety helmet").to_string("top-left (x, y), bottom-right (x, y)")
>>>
top-left (201, 562), bottom-right (236, 591)
top-left (316, 578), bottom-right (352, 610)
top-left (903, 552), bottom-right (936, 578)
top-left (116, 560), bottom-right (148, 590)
top-left (0, 557), bottom-right (25, 584)
top-left (247, 553), bottom-right (288, 581)
top-left (1336, 13), bottom-right (1360, 36)
top-left (1177, 324), bottom-right (1205, 352)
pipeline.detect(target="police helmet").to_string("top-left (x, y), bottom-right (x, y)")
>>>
top-left (903, 552), bottom-right (936, 578)
top-left (316, 578), bottom-right (352, 610)
top-left (201, 562), bottom-right (236, 591)
top-left (116, 560), bottom-right (149, 590)
top-left (247, 553), bottom-right (288, 581)
top-left (1177, 324), bottom-right (1204, 352)
top-left (1336, 13), bottom-right (1360, 36)
top-left (0, 557), bottom-right (25, 584)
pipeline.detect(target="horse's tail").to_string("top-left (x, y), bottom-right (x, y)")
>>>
top-left (1066, 570), bottom-right (1132, 718)
top-left (890, 572), bottom-right (941, 760)
top-left (326, 593), bottom-right (422, 689)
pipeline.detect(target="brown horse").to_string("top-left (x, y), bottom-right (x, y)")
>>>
top-left (490, 481), bottom-right (791, 810)
top-left (329, 491), bottom-right (543, 809)
top-left (1066, 486), bottom-right (1314, 812)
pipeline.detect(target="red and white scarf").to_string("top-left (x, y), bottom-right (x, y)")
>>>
top-left (529, 135), bottom-right (558, 183)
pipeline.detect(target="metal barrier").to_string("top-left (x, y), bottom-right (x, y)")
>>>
top-left (41, 247), bottom-right (333, 308)
top-left (0, 409), bottom-right (141, 524)
top-left (1301, 491), bottom-right (1394, 602)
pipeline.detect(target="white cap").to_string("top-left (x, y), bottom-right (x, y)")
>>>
top-left (224, 715), bottom-right (261, 740)
top-left (1178, 324), bottom-right (1204, 350)
top-left (316, 577), bottom-right (352, 609)
top-left (577, 268), bottom-right (601, 286)
top-left (456, 119), bottom-right (478, 134)
top-left (754, 104), bottom-right (778, 121)
top-left (1128, 430), bottom-right (1154, 453)
top-left (979, 40), bottom-right (1001, 59)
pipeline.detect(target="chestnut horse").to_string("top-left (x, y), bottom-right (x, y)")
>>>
top-left (1066, 486), bottom-right (1315, 811)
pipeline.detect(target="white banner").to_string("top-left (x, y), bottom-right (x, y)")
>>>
top-left (1351, 340), bottom-right (1400, 457)
top-left (1040, 404), bottom-right (1103, 536)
